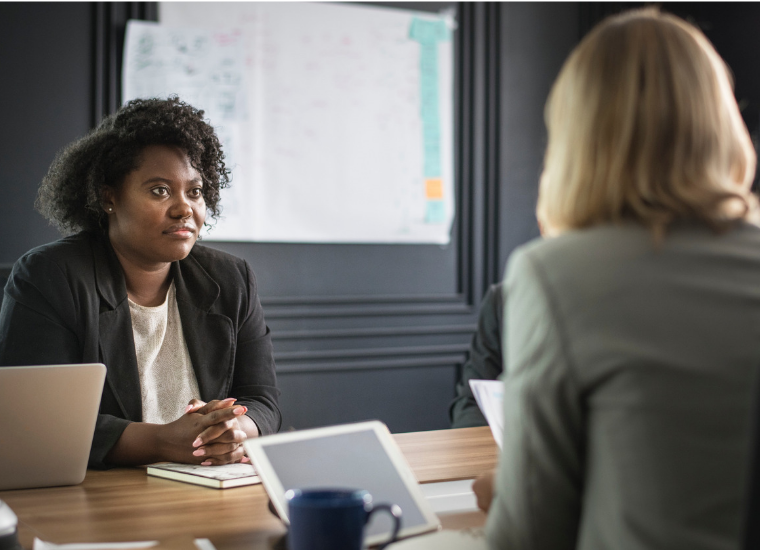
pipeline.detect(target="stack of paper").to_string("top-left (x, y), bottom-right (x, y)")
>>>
top-left (468, 380), bottom-right (504, 448)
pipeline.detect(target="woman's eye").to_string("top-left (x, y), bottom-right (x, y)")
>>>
top-left (151, 187), bottom-right (169, 197)
top-left (189, 188), bottom-right (203, 198)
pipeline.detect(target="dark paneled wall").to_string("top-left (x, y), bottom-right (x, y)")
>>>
top-left (0, 2), bottom-right (579, 432)
top-left (578, 2), bottom-right (760, 189)
top-left (497, 3), bottom-right (579, 274)
top-left (0, 3), bottom-right (92, 263)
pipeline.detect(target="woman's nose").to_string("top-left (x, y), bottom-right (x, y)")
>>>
top-left (170, 196), bottom-right (193, 219)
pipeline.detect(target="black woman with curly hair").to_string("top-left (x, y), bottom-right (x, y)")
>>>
top-left (0, 97), bottom-right (280, 469)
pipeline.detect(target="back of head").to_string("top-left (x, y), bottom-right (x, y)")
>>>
top-left (537, 8), bottom-right (757, 237)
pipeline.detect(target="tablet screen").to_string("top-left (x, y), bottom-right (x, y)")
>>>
top-left (258, 428), bottom-right (430, 537)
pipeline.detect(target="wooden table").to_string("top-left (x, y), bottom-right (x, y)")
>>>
top-left (1, 427), bottom-right (497, 550)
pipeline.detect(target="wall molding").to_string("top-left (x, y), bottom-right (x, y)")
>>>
top-left (276, 354), bottom-right (469, 374)
top-left (483, 2), bottom-right (502, 287)
top-left (262, 292), bottom-right (466, 306)
top-left (264, 302), bottom-right (475, 320)
top-left (276, 343), bottom-right (468, 362)
top-left (261, 291), bottom-right (473, 318)
top-left (92, 2), bottom-right (157, 126)
top-left (273, 323), bottom-right (477, 341)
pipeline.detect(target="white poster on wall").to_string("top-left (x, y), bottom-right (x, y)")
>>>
top-left (124, 3), bottom-right (455, 244)
top-left (122, 21), bottom-right (254, 239)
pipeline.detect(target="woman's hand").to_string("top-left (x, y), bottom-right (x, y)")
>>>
top-left (185, 398), bottom-right (255, 464)
top-left (472, 470), bottom-right (496, 513)
top-left (154, 404), bottom-right (249, 465)
top-left (190, 405), bottom-right (249, 465)
top-left (185, 397), bottom-right (235, 415)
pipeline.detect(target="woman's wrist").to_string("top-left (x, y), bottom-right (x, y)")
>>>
top-left (237, 413), bottom-right (260, 439)
top-left (148, 422), bottom-right (171, 462)
top-left (106, 421), bottom-right (165, 466)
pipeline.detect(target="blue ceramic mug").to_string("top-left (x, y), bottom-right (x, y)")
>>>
top-left (285, 488), bottom-right (402, 550)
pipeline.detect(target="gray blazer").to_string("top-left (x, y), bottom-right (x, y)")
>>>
top-left (486, 221), bottom-right (760, 550)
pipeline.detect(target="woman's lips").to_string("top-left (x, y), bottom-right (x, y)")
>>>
top-left (164, 225), bottom-right (196, 238)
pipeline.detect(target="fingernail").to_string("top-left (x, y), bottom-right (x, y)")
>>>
top-left (192, 437), bottom-right (203, 448)
top-left (233, 406), bottom-right (247, 415)
top-left (223, 397), bottom-right (236, 402)
top-left (193, 448), bottom-right (205, 456)
top-left (184, 404), bottom-right (194, 413)
top-left (201, 461), bottom-right (212, 466)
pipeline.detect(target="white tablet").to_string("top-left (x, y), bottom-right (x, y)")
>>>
top-left (243, 420), bottom-right (440, 546)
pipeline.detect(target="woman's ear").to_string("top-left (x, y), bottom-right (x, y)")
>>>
top-left (101, 187), bottom-right (115, 214)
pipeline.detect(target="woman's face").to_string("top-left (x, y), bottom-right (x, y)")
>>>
top-left (105, 144), bottom-right (207, 268)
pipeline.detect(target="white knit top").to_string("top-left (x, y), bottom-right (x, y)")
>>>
top-left (128, 281), bottom-right (201, 424)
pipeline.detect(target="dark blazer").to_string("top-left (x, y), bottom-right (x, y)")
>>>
top-left (449, 282), bottom-right (504, 428)
top-left (0, 231), bottom-right (281, 469)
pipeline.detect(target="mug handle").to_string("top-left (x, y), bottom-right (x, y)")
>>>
top-left (366, 503), bottom-right (402, 550)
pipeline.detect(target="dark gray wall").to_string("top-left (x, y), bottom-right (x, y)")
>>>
top-left (0, 2), bottom-right (580, 433)
top-left (497, 2), bottom-right (579, 276)
top-left (663, 2), bottom-right (760, 190)
top-left (0, 3), bottom-right (92, 263)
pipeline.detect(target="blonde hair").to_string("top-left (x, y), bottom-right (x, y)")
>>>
top-left (537, 8), bottom-right (758, 238)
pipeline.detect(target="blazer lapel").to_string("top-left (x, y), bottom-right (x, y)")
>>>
top-left (173, 254), bottom-right (234, 402)
top-left (93, 237), bottom-right (143, 422)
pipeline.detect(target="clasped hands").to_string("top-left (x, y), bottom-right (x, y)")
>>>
top-left (162, 398), bottom-right (251, 466)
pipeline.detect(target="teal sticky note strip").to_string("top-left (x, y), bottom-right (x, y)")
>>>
top-left (425, 200), bottom-right (446, 223)
top-left (410, 16), bottom-right (449, 184)
top-left (424, 145), bottom-right (441, 178)
top-left (422, 117), bottom-right (440, 135)
top-left (409, 17), bottom-right (451, 44)
top-left (422, 112), bottom-right (441, 178)
top-left (419, 43), bottom-right (438, 70)
top-left (421, 98), bottom-right (438, 117)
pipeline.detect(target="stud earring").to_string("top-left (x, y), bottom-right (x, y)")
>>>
top-left (107, 207), bottom-right (113, 213)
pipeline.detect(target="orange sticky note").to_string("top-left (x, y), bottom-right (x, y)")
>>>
top-left (425, 179), bottom-right (443, 199)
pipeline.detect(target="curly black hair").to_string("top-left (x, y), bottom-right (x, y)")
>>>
top-left (36, 96), bottom-right (230, 235)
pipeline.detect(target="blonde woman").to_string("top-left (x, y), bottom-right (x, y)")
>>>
top-left (476, 9), bottom-right (760, 550)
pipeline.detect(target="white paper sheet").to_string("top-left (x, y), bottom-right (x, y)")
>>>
top-left (386, 528), bottom-right (487, 550)
top-left (122, 19), bottom-right (249, 234)
top-left (469, 379), bottom-right (504, 449)
top-left (123, 3), bottom-right (455, 244)
top-left (33, 539), bottom-right (215, 550)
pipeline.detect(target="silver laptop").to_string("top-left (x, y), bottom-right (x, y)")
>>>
top-left (0, 363), bottom-right (106, 490)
